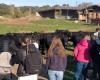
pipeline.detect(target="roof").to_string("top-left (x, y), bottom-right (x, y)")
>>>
top-left (38, 4), bottom-right (100, 12)
top-left (38, 6), bottom-right (78, 12)
top-left (78, 4), bottom-right (100, 10)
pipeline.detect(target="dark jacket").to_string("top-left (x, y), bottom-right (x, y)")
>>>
top-left (16, 46), bottom-right (27, 64)
top-left (94, 39), bottom-right (100, 58)
top-left (90, 39), bottom-right (100, 63)
top-left (17, 45), bottom-right (27, 76)
top-left (17, 44), bottom-right (42, 76)
top-left (46, 47), bottom-right (67, 71)
top-left (25, 44), bottom-right (42, 74)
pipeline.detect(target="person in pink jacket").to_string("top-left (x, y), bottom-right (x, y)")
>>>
top-left (74, 34), bottom-right (91, 80)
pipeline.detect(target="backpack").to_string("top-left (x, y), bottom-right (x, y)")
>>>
top-left (25, 44), bottom-right (42, 74)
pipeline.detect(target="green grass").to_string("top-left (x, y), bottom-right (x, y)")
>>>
top-left (0, 19), bottom-right (99, 34)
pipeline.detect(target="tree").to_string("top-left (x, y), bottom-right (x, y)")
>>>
top-left (78, 2), bottom-right (93, 8)
top-left (0, 3), bottom-right (10, 16)
top-left (14, 7), bottom-right (22, 18)
top-left (53, 4), bottom-right (60, 7)
top-left (62, 4), bottom-right (69, 7)
top-left (9, 5), bottom-right (15, 17)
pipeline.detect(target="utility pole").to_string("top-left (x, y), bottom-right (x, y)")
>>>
top-left (85, 0), bottom-right (90, 23)
top-left (76, 0), bottom-right (78, 7)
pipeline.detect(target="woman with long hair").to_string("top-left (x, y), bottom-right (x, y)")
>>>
top-left (46, 35), bottom-right (67, 80)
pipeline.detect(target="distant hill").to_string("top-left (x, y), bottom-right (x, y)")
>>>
top-left (0, 3), bottom-right (38, 18)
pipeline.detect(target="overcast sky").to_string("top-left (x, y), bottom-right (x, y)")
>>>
top-left (0, 0), bottom-right (100, 7)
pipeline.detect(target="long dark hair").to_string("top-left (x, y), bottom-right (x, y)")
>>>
top-left (48, 35), bottom-right (65, 57)
top-left (21, 36), bottom-right (32, 45)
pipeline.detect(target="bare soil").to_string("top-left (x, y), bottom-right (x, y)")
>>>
top-left (0, 15), bottom-right (42, 25)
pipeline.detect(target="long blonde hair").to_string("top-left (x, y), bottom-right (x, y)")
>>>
top-left (48, 35), bottom-right (65, 57)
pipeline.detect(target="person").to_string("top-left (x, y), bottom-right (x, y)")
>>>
top-left (94, 28), bottom-right (100, 39)
top-left (33, 39), bottom-right (39, 49)
top-left (89, 33), bottom-right (99, 80)
top-left (46, 35), bottom-right (67, 80)
top-left (90, 32), bottom-right (100, 80)
top-left (0, 35), bottom-right (12, 80)
top-left (73, 34), bottom-right (91, 80)
top-left (0, 52), bottom-right (12, 80)
top-left (17, 36), bottom-right (42, 77)
top-left (89, 28), bottom-right (100, 80)
top-left (17, 36), bottom-right (31, 76)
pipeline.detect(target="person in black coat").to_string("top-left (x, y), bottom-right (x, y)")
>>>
top-left (17, 36), bottom-right (30, 76)
top-left (17, 36), bottom-right (42, 76)
top-left (90, 34), bottom-right (100, 80)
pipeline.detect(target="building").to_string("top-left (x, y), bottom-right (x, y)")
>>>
top-left (38, 6), bottom-right (78, 19)
top-left (38, 5), bottom-right (100, 23)
top-left (78, 5), bottom-right (100, 22)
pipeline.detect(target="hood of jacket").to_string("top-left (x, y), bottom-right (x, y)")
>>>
top-left (79, 39), bottom-right (89, 47)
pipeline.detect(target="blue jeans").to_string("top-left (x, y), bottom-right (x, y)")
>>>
top-left (48, 70), bottom-right (64, 80)
top-left (74, 61), bottom-right (88, 80)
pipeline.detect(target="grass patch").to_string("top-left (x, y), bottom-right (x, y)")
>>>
top-left (0, 19), bottom-right (99, 34)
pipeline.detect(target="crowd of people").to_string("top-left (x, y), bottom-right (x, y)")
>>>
top-left (0, 28), bottom-right (100, 80)
top-left (0, 34), bottom-right (67, 80)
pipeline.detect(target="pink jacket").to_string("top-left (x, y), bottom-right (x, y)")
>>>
top-left (74, 39), bottom-right (91, 63)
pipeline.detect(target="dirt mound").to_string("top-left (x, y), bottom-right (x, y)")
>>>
top-left (0, 15), bottom-right (42, 24)
top-left (0, 16), bottom-right (9, 21)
